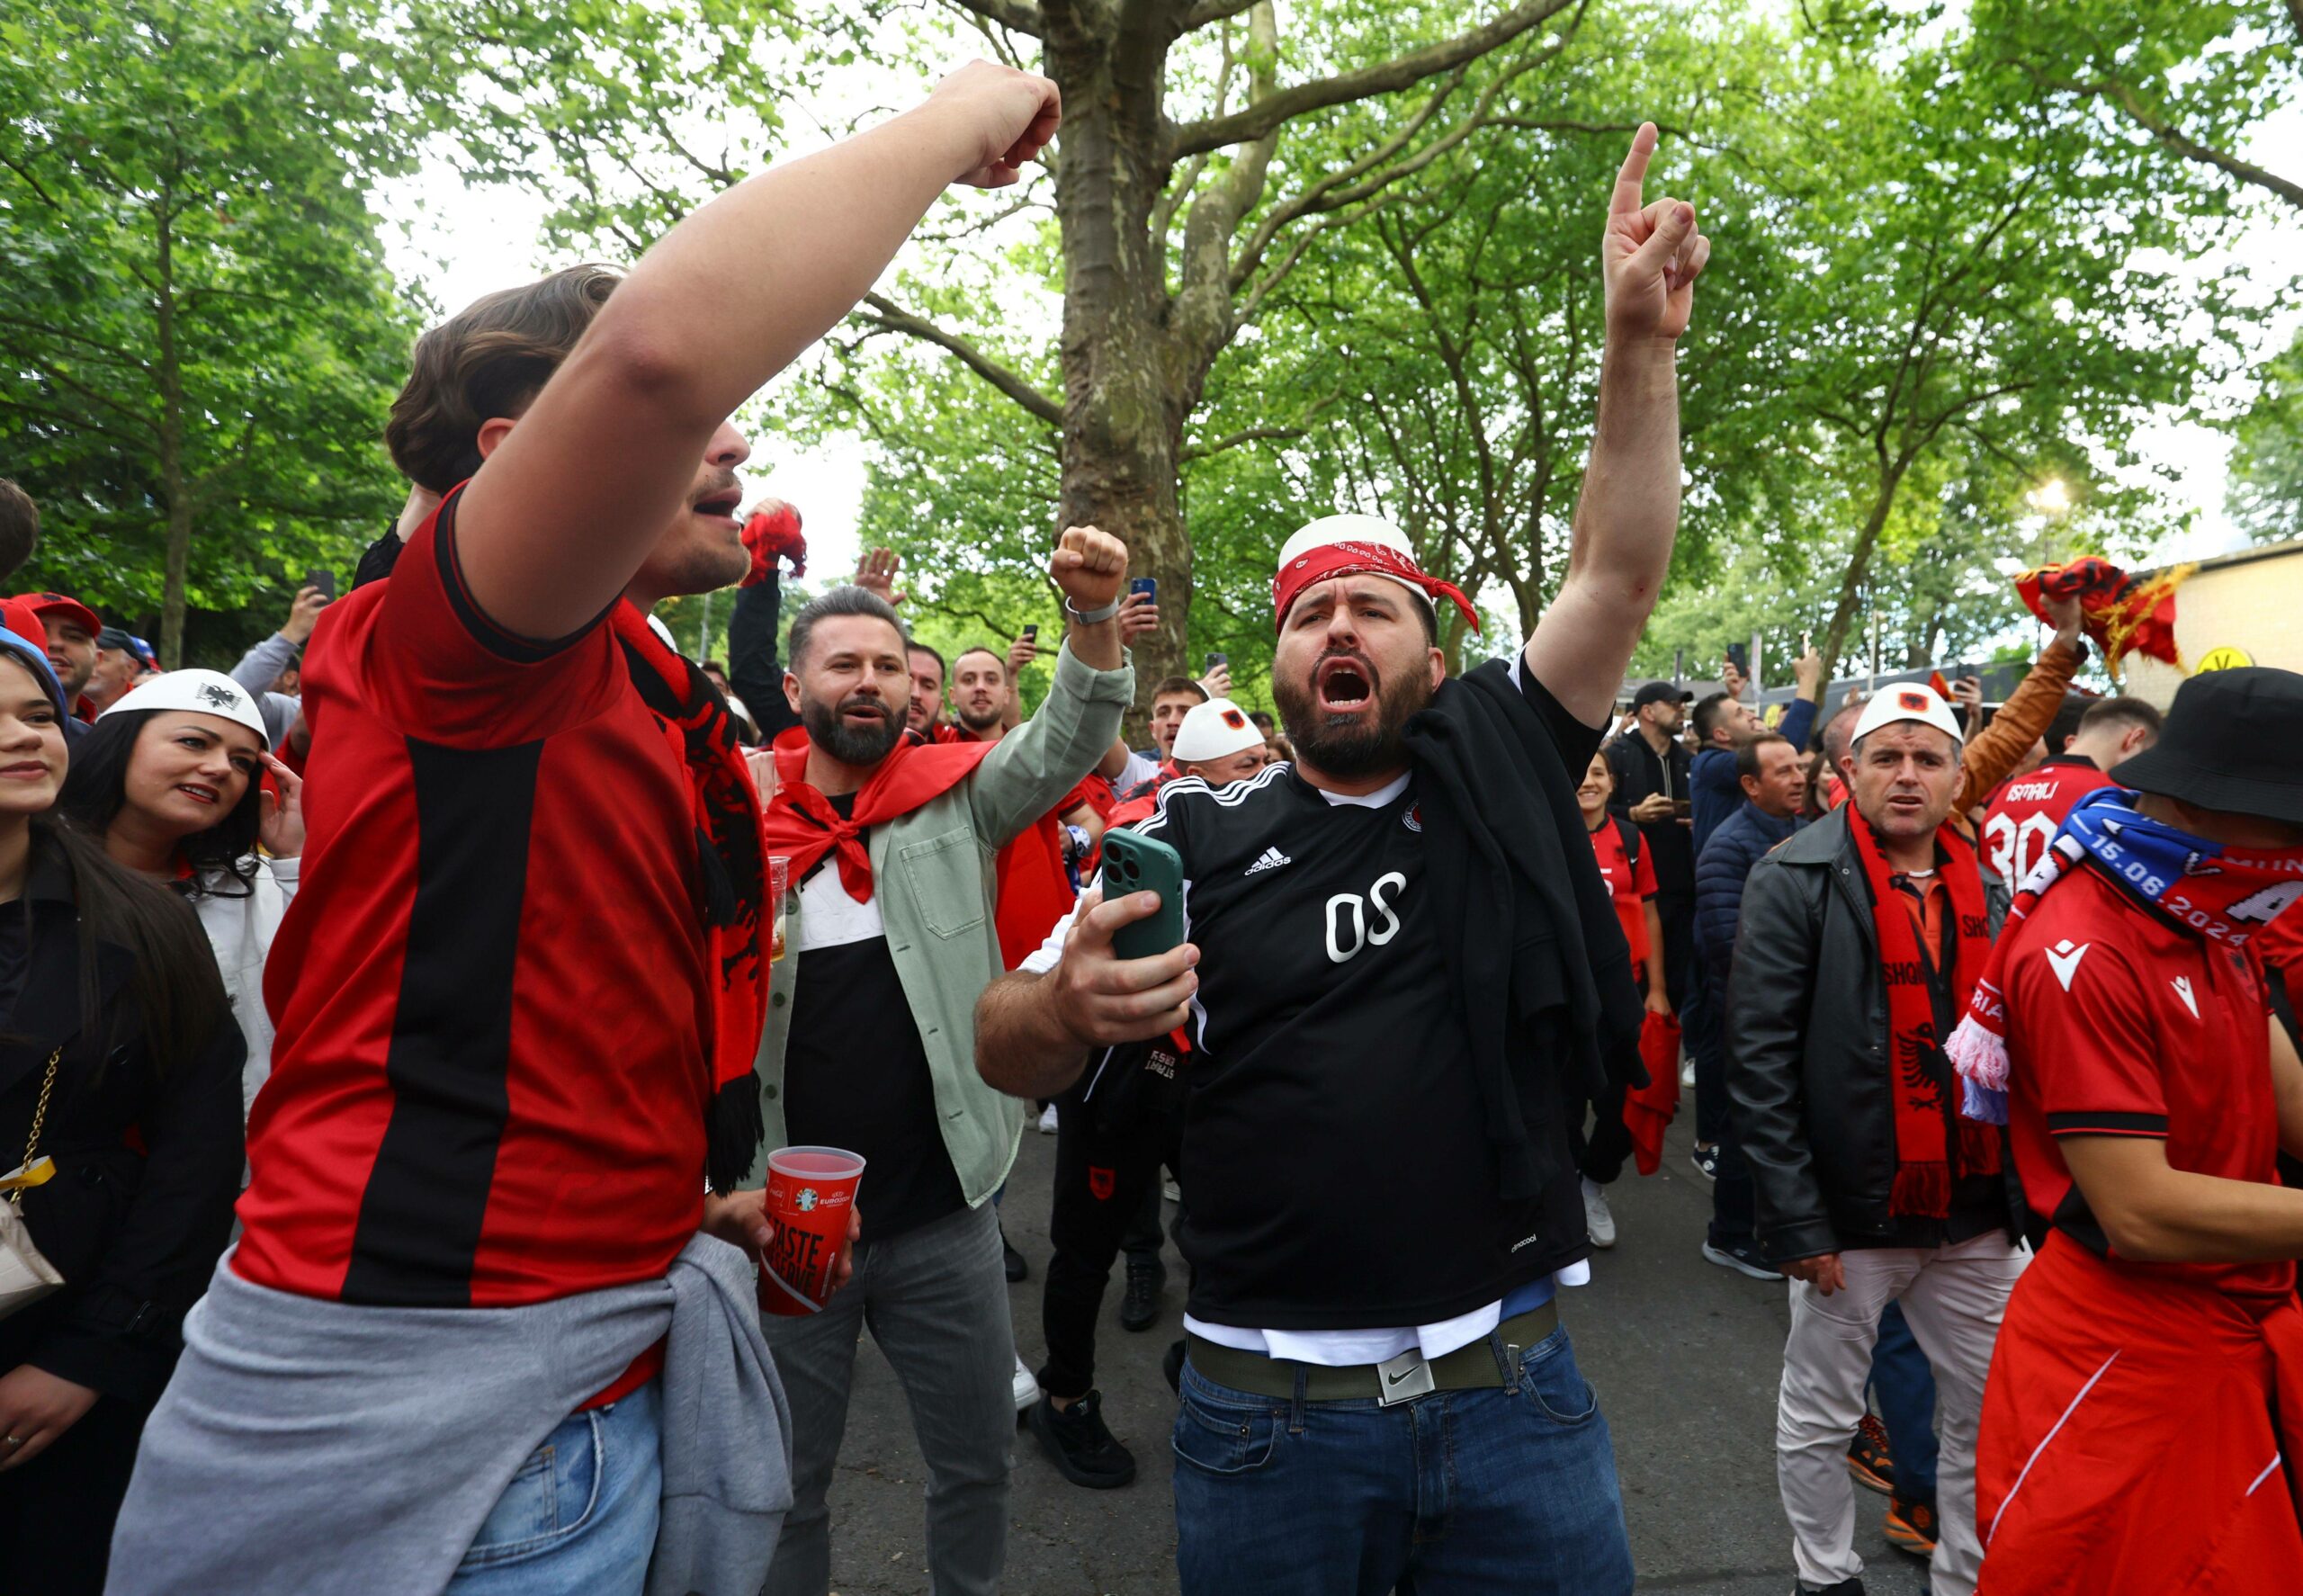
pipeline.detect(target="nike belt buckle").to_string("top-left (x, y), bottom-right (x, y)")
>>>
top-left (1376, 1347), bottom-right (1436, 1406)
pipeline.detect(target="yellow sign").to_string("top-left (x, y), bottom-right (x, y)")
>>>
top-left (2194, 646), bottom-right (2254, 673)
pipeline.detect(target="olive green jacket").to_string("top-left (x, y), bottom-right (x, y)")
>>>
top-left (746, 643), bottom-right (1133, 1204)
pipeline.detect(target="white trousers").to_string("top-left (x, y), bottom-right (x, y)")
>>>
top-left (1776, 1231), bottom-right (2028, 1596)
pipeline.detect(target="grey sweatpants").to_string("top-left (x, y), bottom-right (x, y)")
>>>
top-left (760, 1200), bottom-right (1015, 1596)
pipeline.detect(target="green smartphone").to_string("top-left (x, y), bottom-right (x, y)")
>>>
top-left (1101, 829), bottom-right (1187, 962)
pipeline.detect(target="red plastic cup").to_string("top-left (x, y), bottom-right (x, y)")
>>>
top-left (760, 1145), bottom-right (865, 1315)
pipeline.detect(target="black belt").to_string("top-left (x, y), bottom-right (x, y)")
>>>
top-left (1185, 1300), bottom-right (1559, 1407)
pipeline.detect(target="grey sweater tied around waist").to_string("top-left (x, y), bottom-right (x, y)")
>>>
top-left (106, 1233), bottom-right (792, 1596)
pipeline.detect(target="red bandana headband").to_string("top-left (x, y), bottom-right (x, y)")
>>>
top-left (1272, 541), bottom-right (1482, 635)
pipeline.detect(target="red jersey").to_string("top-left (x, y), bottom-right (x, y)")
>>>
top-left (235, 490), bottom-right (716, 1308)
top-left (1982, 755), bottom-right (2117, 887)
top-left (1587, 817), bottom-right (1658, 966)
top-left (2001, 860), bottom-right (2291, 1303)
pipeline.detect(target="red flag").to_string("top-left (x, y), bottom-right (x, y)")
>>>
top-left (1625, 1010), bottom-right (1682, 1177)
top-left (2014, 557), bottom-right (2189, 675)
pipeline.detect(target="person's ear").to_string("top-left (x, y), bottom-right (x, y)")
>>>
top-left (475, 417), bottom-right (517, 460)
top-left (784, 668), bottom-right (802, 715)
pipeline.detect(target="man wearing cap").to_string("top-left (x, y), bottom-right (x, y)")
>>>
top-left (1103, 696), bottom-right (1266, 829)
top-left (20, 593), bottom-right (102, 740)
top-left (978, 124), bottom-right (1707, 1593)
top-left (1025, 696), bottom-right (1267, 1492)
top-left (1727, 681), bottom-right (2026, 1596)
top-left (1607, 681), bottom-right (1698, 1157)
top-left (1940, 668), bottom-right (2303, 1592)
top-left (85, 629), bottom-right (157, 717)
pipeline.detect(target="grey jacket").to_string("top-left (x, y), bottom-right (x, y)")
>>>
top-left (1724, 805), bottom-right (2024, 1264)
top-left (110, 1234), bottom-right (790, 1596)
top-left (747, 642), bottom-right (1133, 1205)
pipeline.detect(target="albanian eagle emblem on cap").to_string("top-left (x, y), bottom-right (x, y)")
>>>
top-left (197, 683), bottom-right (242, 711)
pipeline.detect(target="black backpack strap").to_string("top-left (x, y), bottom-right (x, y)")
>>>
top-left (1612, 814), bottom-right (1643, 865)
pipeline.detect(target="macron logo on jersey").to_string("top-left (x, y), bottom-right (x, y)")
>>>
top-left (1244, 847), bottom-right (1293, 877)
top-left (2045, 938), bottom-right (2091, 992)
top-left (2172, 975), bottom-right (2199, 1018)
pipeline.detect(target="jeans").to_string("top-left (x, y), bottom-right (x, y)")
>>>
top-left (1172, 1326), bottom-right (1634, 1596)
top-left (761, 1200), bottom-right (1013, 1596)
top-left (447, 1381), bottom-right (662, 1596)
top-left (1868, 1302), bottom-right (1940, 1502)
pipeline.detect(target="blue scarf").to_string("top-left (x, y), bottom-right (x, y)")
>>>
top-left (1950, 787), bottom-right (2303, 1123)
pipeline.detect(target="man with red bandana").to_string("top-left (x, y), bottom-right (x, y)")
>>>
top-left (1948, 668), bottom-right (2303, 1594)
top-left (976, 124), bottom-right (1707, 1596)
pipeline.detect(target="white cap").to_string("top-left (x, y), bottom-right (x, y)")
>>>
top-left (1171, 696), bottom-right (1264, 763)
top-left (1850, 681), bottom-right (1963, 749)
top-left (98, 668), bottom-right (271, 749)
top-left (1277, 515), bottom-right (1434, 613)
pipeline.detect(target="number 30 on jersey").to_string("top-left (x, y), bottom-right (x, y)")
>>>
top-left (1326, 872), bottom-right (1408, 964)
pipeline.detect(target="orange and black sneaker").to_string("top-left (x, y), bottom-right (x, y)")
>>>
top-left (1885, 1494), bottom-right (1938, 1558)
top-left (1846, 1412), bottom-right (1895, 1495)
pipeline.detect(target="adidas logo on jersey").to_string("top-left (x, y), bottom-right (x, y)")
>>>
top-left (1244, 847), bottom-right (1293, 876)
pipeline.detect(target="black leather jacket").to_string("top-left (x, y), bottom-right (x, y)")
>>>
top-left (1724, 805), bottom-right (2024, 1264)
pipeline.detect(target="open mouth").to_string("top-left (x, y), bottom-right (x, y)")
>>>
top-left (1315, 656), bottom-right (1375, 713)
top-left (692, 492), bottom-right (742, 522)
top-left (839, 702), bottom-right (886, 724)
top-left (176, 782), bottom-right (220, 805)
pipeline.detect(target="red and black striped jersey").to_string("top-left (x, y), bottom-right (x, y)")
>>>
top-left (234, 489), bottom-right (716, 1308)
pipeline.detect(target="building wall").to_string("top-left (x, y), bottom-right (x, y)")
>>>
top-left (2124, 541), bottom-right (2303, 708)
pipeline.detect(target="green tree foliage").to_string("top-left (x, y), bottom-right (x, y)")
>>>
top-left (2228, 328), bottom-right (2303, 542)
top-left (1968, 0), bottom-right (2303, 212)
top-left (0, 0), bottom-right (422, 665)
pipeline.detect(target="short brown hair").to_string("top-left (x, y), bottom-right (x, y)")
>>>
top-left (0, 480), bottom-right (39, 584)
top-left (385, 265), bottom-right (621, 492)
top-left (1152, 676), bottom-right (1208, 704)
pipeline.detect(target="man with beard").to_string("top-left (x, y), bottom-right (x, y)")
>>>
top-left (974, 124), bottom-right (1707, 1594)
top-left (111, 61), bottom-right (1068, 1596)
top-left (749, 528), bottom-right (1134, 1596)
top-left (907, 641), bottom-right (949, 736)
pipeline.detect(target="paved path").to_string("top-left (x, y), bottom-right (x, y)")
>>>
top-left (810, 1116), bottom-right (1930, 1596)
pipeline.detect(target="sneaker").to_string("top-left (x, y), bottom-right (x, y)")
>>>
top-left (1037, 1102), bottom-right (1059, 1134)
top-left (1581, 1177), bottom-right (1617, 1249)
top-left (1119, 1252), bottom-right (1165, 1331)
top-left (1003, 1230), bottom-right (1027, 1284)
top-left (1012, 1354), bottom-right (1041, 1416)
top-left (1161, 1174), bottom-right (1180, 1205)
top-left (1701, 1240), bottom-right (1779, 1281)
top-left (1027, 1389), bottom-right (1137, 1489)
top-left (1689, 1143), bottom-right (1720, 1181)
top-left (1846, 1412), bottom-right (1895, 1495)
top-left (1680, 1055), bottom-right (1696, 1089)
top-left (1884, 1495), bottom-right (1937, 1558)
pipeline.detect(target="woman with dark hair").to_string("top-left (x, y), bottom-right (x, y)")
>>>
top-left (0, 633), bottom-right (244, 1593)
top-left (59, 669), bottom-right (301, 1120)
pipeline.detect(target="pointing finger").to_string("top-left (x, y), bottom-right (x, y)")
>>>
top-left (1609, 121), bottom-right (1660, 218)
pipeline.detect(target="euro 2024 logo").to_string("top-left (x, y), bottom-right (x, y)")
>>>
top-left (795, 1188), bottom-right (820, 1213)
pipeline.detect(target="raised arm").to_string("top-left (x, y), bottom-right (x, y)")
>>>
top-left (453, 64), bottom-right (1062, 640)
top-left (1523, 124), bottom-right (1710, 727)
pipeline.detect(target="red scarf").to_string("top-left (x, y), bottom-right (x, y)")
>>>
top-left (1849, 815), bottom-right (2002, 1218)
top-left (762, 735), bottom-right (992, 901)
top-left (611, 604), bottom-right (769, 1193)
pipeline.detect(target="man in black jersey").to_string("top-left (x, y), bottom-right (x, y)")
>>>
top-left (976, 124), bottom-right (1707, 1596)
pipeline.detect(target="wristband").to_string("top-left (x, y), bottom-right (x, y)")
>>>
top-left (1063, 595), bottom-right (1122, 626)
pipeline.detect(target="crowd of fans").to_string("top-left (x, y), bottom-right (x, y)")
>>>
top-left (0, 57), bottom-right (2299, 1596)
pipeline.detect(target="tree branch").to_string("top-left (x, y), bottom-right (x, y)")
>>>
top-left (1167, 0), bottom-right (1579, 158)
top-left (2027, 68), bottom-right (2303, 211)
top-left (1180, 0), bottom-right (1259, 29)
top-left (854, 293), bottom-right (1063, 426)
top-left (936, 0), bottom-right (1044, 37)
